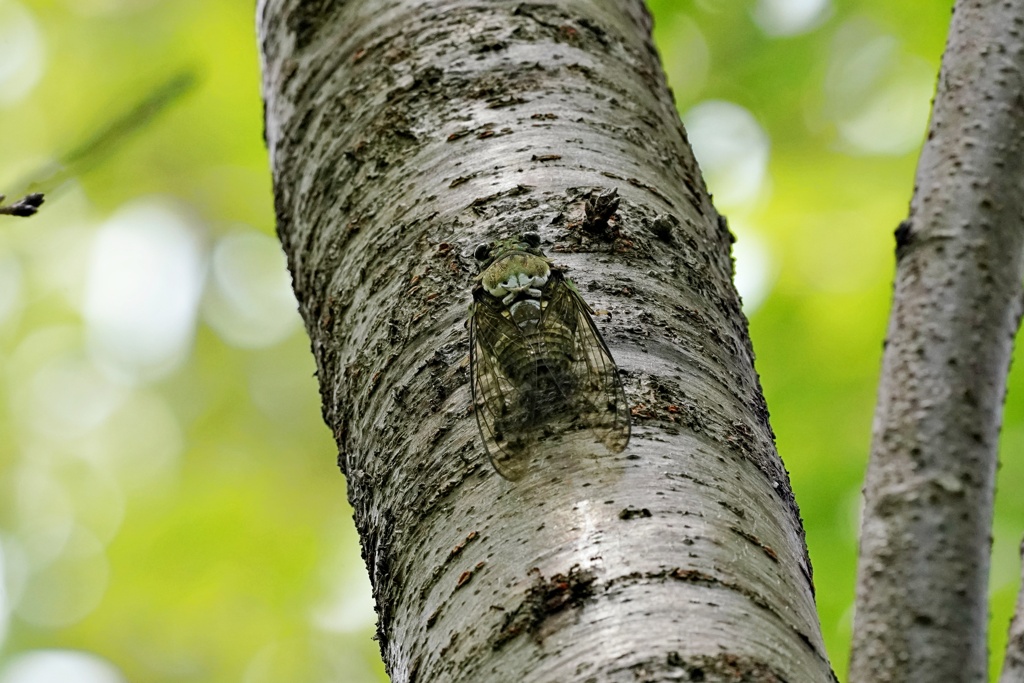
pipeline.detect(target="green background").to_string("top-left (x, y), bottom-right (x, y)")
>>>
top-left (0, 0), bottom-right (1019, 681)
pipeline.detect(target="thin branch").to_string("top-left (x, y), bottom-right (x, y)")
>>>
top-left (0, 193), bottom-right (44, 217)
top-left (7, 69), bottom-right (198, 200)
top-left (850, 1), bottom-right (1024, 681)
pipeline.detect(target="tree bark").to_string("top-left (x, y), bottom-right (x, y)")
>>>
top-left (259, 1), bottom-right (832, 681)
top-left (850, 1), bottom-right (1024, 681)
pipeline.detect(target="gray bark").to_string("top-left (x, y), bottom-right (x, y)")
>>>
top-left (850, 1), bottom-right (1024, 681)
top-left (1002, 540), bottom-right (1024, 683)
top-left (258, 1), bottom-right (831, 681)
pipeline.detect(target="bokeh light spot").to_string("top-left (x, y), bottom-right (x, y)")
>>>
top-left (654, 14), bottom-right (709, 104)
top-left (13, 467), bottom-right (74, 567)
top-left (85, 390), bottom-right (184, 492)
top-left (14, 528), bottom-right (108, 628)
top-left (312, 526), bottom-right (377, 634)
top-left (730, 222), bottom-right (775, 314)
top-left (823, 19), bottom-right (935, 156)
top-left (0, 539), bottom-right (12, 648)
top-left (0, 537), bottom-right (30, 637)
top-left (0, 650), bottom-right (125, 683)
top-left (83, 199), bottom-right (206, 383)
top-left (312, 567), bottom-right (376, 635)
top-left (202, 231), bottom-right (298, 349)
top-left (65, 0), bottom-right (160, 15)
top-left (684, 101), bottom-right (770, 208)
top-left (26, 354), bottom-right (126, 441)
top-left (753, 0), bottom-right (832, 37)
top-left (0, 254), bottom-right (24, 329)
top-left (0, 1), bottom-right (45, 107)
top-left (835, 67), bottom-right (934, 155)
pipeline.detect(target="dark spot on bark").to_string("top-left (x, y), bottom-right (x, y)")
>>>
top-left (493, 565), bottom-right (596, 649)
top-left (650, 213), bottom-right (676, 242)
top-left (717, 213), bottom-right (735, 243)
top-left (449, 173), bottom-right (477, 188)
top-left (618, 506), bottom-right (652, 520)
top-left (487, 94), bottom-right (528, 108)
top-left (635, 652), bottom-right (791, 682)
top-left (286, 0), bottom-right (337, 50)
top-left (718, 500), bottom-right (746, 519)
top-left (894, 219), bottom-right (914, 258)
top-left (729, 526), bottom-right (781, 564)
top-left (413, 65), bottom-right (444, 89)
top-left (627, 176), bottom-right (675, 208)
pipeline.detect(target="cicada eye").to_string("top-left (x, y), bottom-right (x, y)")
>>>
top-left (523, 232), bottom-right (540, 248)
top-left (474, 243), bottom-right (492, 261)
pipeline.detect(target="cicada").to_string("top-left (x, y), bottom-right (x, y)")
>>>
top-left (469, 232), bottom-right (631, 479)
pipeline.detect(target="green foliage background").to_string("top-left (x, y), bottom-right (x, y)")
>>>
top-left (0, 1), bottom-right (1019, 681)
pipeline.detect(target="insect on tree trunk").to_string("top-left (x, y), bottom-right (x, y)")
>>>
top-left (259, 1), bottom-right (834, 681)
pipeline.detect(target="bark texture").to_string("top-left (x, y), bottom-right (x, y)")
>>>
top-left (851, 1), bottom-right (1024, 681)
top-left (259, 1), bottom-right (831, 681)
top-left (1002, 540), bottom-right (1024, 683)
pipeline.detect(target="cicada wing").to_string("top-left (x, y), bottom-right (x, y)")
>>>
top-left (543, 276), bottom-right (631, 453)
top-left (469, 295), bottom-right (537, 480)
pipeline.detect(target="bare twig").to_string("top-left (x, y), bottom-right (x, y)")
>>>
top-left (0, 193), bottom-right (44, 217)
top-left (8, 69), bottom-right (198, 200)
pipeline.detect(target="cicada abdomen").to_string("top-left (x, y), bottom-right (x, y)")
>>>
top-left (469, 232), bottom-right (630, 479)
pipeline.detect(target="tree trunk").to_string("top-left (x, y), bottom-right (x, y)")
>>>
top-left (258, 1), bottom-right (832, 681)
top-left (850, 1), bottom-right (1024, 681)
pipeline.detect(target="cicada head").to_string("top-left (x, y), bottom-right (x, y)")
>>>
top-left (474, 232), bottom-right (551, 305)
